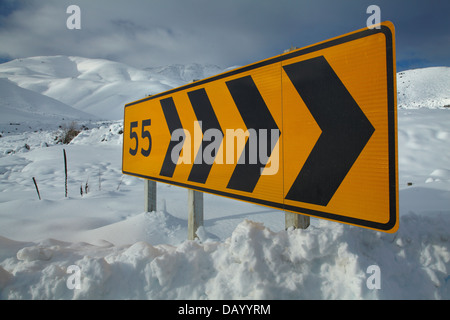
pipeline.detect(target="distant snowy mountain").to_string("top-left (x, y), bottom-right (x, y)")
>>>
top-left (0, 56), bottom-right (449, 126)
top-left (145, 63), bottom-right (223, 83)
top-left (0, 78), bottom-right (96, 134)
top-left (0, 56), bottom-right (187, 120)
top-left (397, 66), bottom-right (450, 109)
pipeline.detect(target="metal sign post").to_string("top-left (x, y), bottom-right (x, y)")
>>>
top-left (188, 189), bottom-right (203, 240)
top-left (144, 179), bottom-right (157, 212)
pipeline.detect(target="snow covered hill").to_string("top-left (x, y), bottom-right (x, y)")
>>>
top-left (145, 63), bottom-right (224, 83)
top-left (0, 78), bottom-right (96, 134)
top-left (1, 56), bottom-right (449, 123)
top-left (0, 56), bottom-right (201, 120)
top-left (397, 66), bottom-right (450, 109)
top-left (0, 57), bottom-right (449, 300)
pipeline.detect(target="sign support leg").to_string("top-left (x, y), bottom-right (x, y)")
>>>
top-left (285, 212), bottom-right (310, 230)
top-left (188, 189), bottom-right (203, 240)
top-left (144, 179), bottom-right (157, 212)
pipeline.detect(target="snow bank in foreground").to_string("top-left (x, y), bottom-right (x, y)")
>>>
top-left (1, 213), bottom-right (449, 300)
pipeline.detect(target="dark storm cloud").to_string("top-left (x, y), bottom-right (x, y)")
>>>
top-left (0, 0), bottom-right (448, 70)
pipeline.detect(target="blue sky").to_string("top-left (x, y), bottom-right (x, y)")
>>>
top-left (0, 0), bottom-right (449, 71)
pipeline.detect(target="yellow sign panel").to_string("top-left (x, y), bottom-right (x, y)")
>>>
top-left (123, 21), bottom-right (398, 232)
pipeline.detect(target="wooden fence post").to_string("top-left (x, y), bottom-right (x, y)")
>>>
top-left (32, 177), bottom-right (41, 200)
top-left (63, 149), bottom-right (68, 197)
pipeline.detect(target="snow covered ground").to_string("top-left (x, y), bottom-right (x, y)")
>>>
top-left (0, 58), bottom-right (449, 300)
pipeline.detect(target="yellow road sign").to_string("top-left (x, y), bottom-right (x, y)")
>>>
top-left (123, 21), bottom-right (398, 232)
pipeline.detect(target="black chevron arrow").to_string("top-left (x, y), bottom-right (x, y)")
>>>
top-left (226, 75), bottom-right (280, 193)
top-left (283, 55), bottom-right (375, 206)
top-left (160, 97), bottom-right (184, 178)
top-left (187, 88), bottom-right (223, 184)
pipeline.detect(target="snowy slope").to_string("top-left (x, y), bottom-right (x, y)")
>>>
top-left (0, 60), bottom-right (449, 300)
top-left (145, 63), bottom-right (223, 83)
top-left (0, 78), bottom-right (96, 135)
top-left (397, 66), bottom-right (450, 109)
top-left (0, 56), bottom-right (189, 120)
top-left (2, 56), bottom-right (449, 121)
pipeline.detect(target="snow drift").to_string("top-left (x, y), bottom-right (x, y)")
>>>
top-left (1, 214), bottom-right (449, 300)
